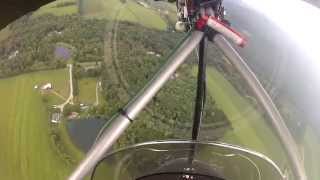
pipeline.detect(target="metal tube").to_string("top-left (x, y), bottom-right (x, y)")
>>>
top-left (213, 35), bottom-right (307, 180)
top-left (68, 31), bottom-right (204, 180)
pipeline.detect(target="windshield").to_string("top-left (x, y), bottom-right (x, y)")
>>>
top-left (92, 141), bottom-right (286, 180)
top-left (0, 0), bottom-right (319, 180)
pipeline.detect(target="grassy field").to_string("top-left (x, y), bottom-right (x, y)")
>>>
top-left (80, 0), bottom-right (167, 30)
top-left (201, 67), bottom-right (287, 167)
top-left (78, 77), bottom-right (98, 104)
top-left (32, 0), bottom-right (167, 30)
top-left (302, 126), bottom-right (320, 180)
top-left (36, 68), bottom-right (70, 106)
top-left (33, 0), bottom-right (77, 17)
top-left (206, 66), bottom-right (320, 179)
top-left (46, 92), bottom-right (66, 105)
top-left (117, 1), bottom-right (167, 30)
top-left (0, 69), bottom-right (82, 180)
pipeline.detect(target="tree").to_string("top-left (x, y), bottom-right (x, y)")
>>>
top-left (41, 95), bottom-right (49, 104)
top-left (63, 104), bottom-right (80, 117)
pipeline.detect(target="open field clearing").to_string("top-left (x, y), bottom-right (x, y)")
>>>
top-left (302, 126), bottom-right (320, 179)
top-left (33, 0), bottom-right (77, 17)
top-left (206, 66), bottom-right (320, 179)
top-left (116, 1), bottom-right (167, 30)
top-left (79, 0), bottom-right (167, 30)
top-left (78, 77), bottom-right (99, 104)
top-left (0, 69), bottom-right (81, 180)
top-left (33, 0), bottom-right (167, 30)
top-left (201, 67), bottom-right (287, 166)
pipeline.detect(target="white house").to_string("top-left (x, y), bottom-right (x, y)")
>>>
top-left (41, 83), bottom-right (53, 90)
top-left (8, 50), bottom-right (19, 59)
top-left (147, 51), bottom-right (155, 55)
top-left (51, 113), bottom-right (61, 123)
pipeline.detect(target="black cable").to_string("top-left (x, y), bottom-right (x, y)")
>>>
top-left (192, 37), bottom-right (206, 141)
top-left (188, 37), bottom-right (206, 165)
top-left (89, 158), bottom-right (102, 179)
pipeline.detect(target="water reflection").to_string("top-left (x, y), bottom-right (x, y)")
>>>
top-left (67, 118), bottom-right (106, 152)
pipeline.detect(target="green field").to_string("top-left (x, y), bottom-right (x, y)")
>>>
top-left (116, 1), bottom-right (167, 30)
top-left (0, 69), bottom-right (82, 180)
top-left (39, 68), bottom-right (70, 106)
top-left (46, 92), bottom-right (66, 105)
top-left (79, 0), bottom-right (167, 30)
top-left (33, 0), bottom-right (77, 17)
top-left (206, 66), bottom-right (320, 179)
top-left (34, 6), bottom-right (77, 17)
top-left (302, 126), bottom-right (320, 180)
top-left (201, 67), bottom-right (287, 167)
top-left (32, 0), bottom-right (167, 30)
top-left (78, 77), bottom-right (98, 104)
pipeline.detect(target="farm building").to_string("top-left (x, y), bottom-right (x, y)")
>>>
top-left (51, 113), bottom-right (61, 123)
top-left (41, 83), bottom-right (53, 90)
top-left (8, 50), bottom-right (19, 59)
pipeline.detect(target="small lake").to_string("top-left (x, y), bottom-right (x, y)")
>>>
top-left (67, 118), bottom-right (106, 152)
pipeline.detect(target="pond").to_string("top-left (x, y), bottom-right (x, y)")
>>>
top-left (67, 118), bottom-right (106, 152)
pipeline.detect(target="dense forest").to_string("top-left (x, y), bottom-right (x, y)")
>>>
top-left (0, 14), bottom-right (105, 78)
top-left (100, 21), bottom-right (231, 147)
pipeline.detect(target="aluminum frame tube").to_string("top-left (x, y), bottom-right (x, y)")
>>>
top-left (213, 34), bottom-right (307, 180)
top-left (68, 31), bottom-right (204, 180)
